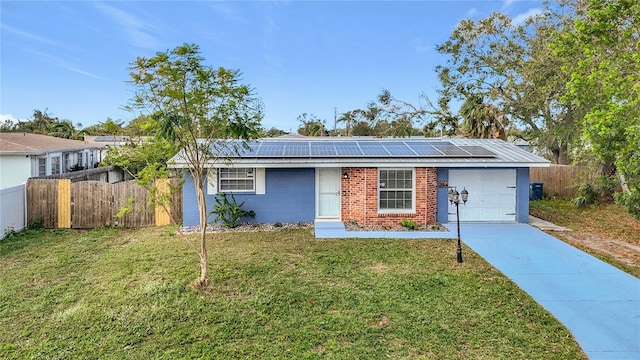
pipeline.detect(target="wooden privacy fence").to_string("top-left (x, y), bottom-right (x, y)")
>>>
top-left (530, 165), bottom-right (586, 198)
top-left (27, 178), bottom-right (182, 229)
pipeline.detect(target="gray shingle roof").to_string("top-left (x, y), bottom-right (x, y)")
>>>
top-left (0, 133), bottom-right (104, 154)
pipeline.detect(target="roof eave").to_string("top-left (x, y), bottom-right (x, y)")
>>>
top-left (0, 151), bottom-right (46, 156)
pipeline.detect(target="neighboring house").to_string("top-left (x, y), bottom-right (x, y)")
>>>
top-left (84, 135), bottom-right (138, 162)
top-left (0, 132), bottom-right (105, 190)
top-left (170, 138), bottom-right (550, 227)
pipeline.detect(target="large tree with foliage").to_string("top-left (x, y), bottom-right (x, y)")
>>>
top-left (127, 43), bottom-right (263, 287)
top-left (296, 113), bottom-right (327, 136)
top-left (435, 5), bottom-right (585, 163)
top-left (556, 0), bottom-right (640, 217)
top-left (346, 90), bottom-right (457, 138)
top-left (374, 90), bottom-right (457, 137)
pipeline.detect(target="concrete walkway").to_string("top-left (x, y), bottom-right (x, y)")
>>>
top-left (529, 215), bottom-right (573, 231)
top-left (314, 221), bottom-right (640, 359)
top-left (314, 221), bottom-right (457, 239)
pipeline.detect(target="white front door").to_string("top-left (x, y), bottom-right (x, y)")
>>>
top-left (448, 169), bottom-right (517, 222)
top-left (316, 168), bottom-right (341, 219)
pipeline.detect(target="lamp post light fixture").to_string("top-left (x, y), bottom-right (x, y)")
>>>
top-left (448, 187), bottom-right (469, 263)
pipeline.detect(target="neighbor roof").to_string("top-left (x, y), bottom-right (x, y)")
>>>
top-left (169, 138), bottom-right (550, 168)
top-left (0, 132), bottom-right (104, 155)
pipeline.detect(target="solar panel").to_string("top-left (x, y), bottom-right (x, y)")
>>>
top-left (358, 142), bottom-right (389, 156)
top-left (427, 141), bottom-right (452, 146)
top-left (210, 141), bottom-right (235, 157)
top-left (237, 141), bottom-right (259, 156)
top-left (459, 145), bottom-right (495, 157)
top-left (380, 141), bottom-right (416, 156)
top-left (433, 143), bottom-right (469, 156)
top-left (310, 142), bottom-right (336, 156)
top-left (256, 143), bottom-right (284, 156)
top-left (406, 143), bottom-right (443, 156)
top-left (283, 142), bottom-right (310, 156)
top-left (211, 139), bottom-right (496, 159)
top-left (335, 141), bottom-right (363, 156)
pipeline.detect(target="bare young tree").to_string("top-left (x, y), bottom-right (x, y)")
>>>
top-left (127, 43), bottom-right (263, 287)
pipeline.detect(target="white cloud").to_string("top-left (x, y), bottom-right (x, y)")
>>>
top-left (22, 48), bottom-right (105, 80)
top-left (1, 24), bottom-right (57, 46)
top-left (94, 2), bottom-right (161, 50)
top-left (512, 8), bottom-right (543, 26)
top-left (466, 7), bottom-right (478, 18)
top-left (0, 24), bottom-right (77, 51)
top-left (0, 114), bottom-right (20, 124)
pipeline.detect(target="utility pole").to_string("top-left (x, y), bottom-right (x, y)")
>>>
top-left (334, 107), bottom-right (337, 132)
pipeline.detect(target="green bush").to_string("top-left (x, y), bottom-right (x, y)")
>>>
top-left (209, 192), bottom-right (255, 228)
top-left (616, 190), bottom-right (640, 219)
top-left (28, 217), bottom-right (44, 230)
top-left (400, 218), bottom-right (417, 230)
top-left (574, 183), bottom-right (600, 208)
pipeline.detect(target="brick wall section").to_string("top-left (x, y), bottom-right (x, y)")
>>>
top-left (341, 167), bottom-right (438, 227)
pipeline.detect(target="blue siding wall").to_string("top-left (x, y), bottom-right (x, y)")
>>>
top-left (516, 168), bottom-right (530, 223)
top-left (182, 168), bottom-right (316, 226)
top-left (437, 169), bottom-right (450, 224)
top-left (182, 173), bottom-right (200, 227)
top-left (436, 167), bottom-right (530, 224)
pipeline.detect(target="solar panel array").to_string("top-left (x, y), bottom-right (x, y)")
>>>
top-left (216, 140), bottom-right (496, 158)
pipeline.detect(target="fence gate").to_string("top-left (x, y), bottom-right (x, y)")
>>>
top-left (26, 178), bottom-right (182, 229)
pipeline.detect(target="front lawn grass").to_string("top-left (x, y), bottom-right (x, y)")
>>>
top-left (0, 227), bottom-right (586, 359)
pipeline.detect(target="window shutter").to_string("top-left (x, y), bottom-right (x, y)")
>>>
top-left (255, 168), bottom-right (265, 194)
top-left (207, 169), bottom-right (217, 195)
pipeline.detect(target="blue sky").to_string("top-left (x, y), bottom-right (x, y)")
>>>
top-left (1, 1), bottom-right (542, 132)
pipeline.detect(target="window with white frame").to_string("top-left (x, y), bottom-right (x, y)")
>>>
top-left (378, 169), bottom-right (414, 212)
top-left (218, 168), bottom-right (255, 192)
top-left (38, 158), bottom-right (46, 176)
top-left (51, 156), bottom-right (61, 175)
top-left (63, 153), bottom-right (70, 171)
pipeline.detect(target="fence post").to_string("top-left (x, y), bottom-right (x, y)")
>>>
top-left (155, 179), bottom-right (171, 226)
top-left (57, 179), bottom-right (71, 228)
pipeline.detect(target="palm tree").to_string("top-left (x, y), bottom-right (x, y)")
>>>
top-left (336, 111), bottom-right (356, 136)
top-left (30, 109), bottom-right (56, 134)
top-left (50, 120), bottom-right (78, 139)
top-left (459, 94), bottom-right (507, 139)
top-left (389, 118), bottom-right (416, 138)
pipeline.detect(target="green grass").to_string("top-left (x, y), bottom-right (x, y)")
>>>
top-left (0, 227), bottom-right (586, 359)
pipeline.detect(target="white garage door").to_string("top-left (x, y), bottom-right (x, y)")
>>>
top-left (448, 169), bottom-right (516, 222)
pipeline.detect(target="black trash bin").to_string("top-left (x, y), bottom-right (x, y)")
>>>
top-left (530, 182), bottom-right (543, 200)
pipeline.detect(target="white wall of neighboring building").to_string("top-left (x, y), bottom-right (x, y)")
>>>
top-left (0, 155), bottom-right (32, 190)
top-left (0, 184), bottom-right (26, 238)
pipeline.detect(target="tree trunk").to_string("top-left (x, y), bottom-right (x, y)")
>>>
top-left (194, 174), bottom-right (208, 288)
top-left (558, 142), bottom-right (569, 165)
top-left (618, 171), bottom-right (631, 194)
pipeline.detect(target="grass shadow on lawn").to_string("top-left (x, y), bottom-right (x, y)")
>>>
top-left (0, 227), bottom-right (586, 359)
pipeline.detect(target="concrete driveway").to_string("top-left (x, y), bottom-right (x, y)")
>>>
top-left (459, 223), bottom-right (640, 360)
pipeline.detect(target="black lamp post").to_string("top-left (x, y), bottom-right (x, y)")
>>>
top-left (448, 187), bottom-right (469, 263)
